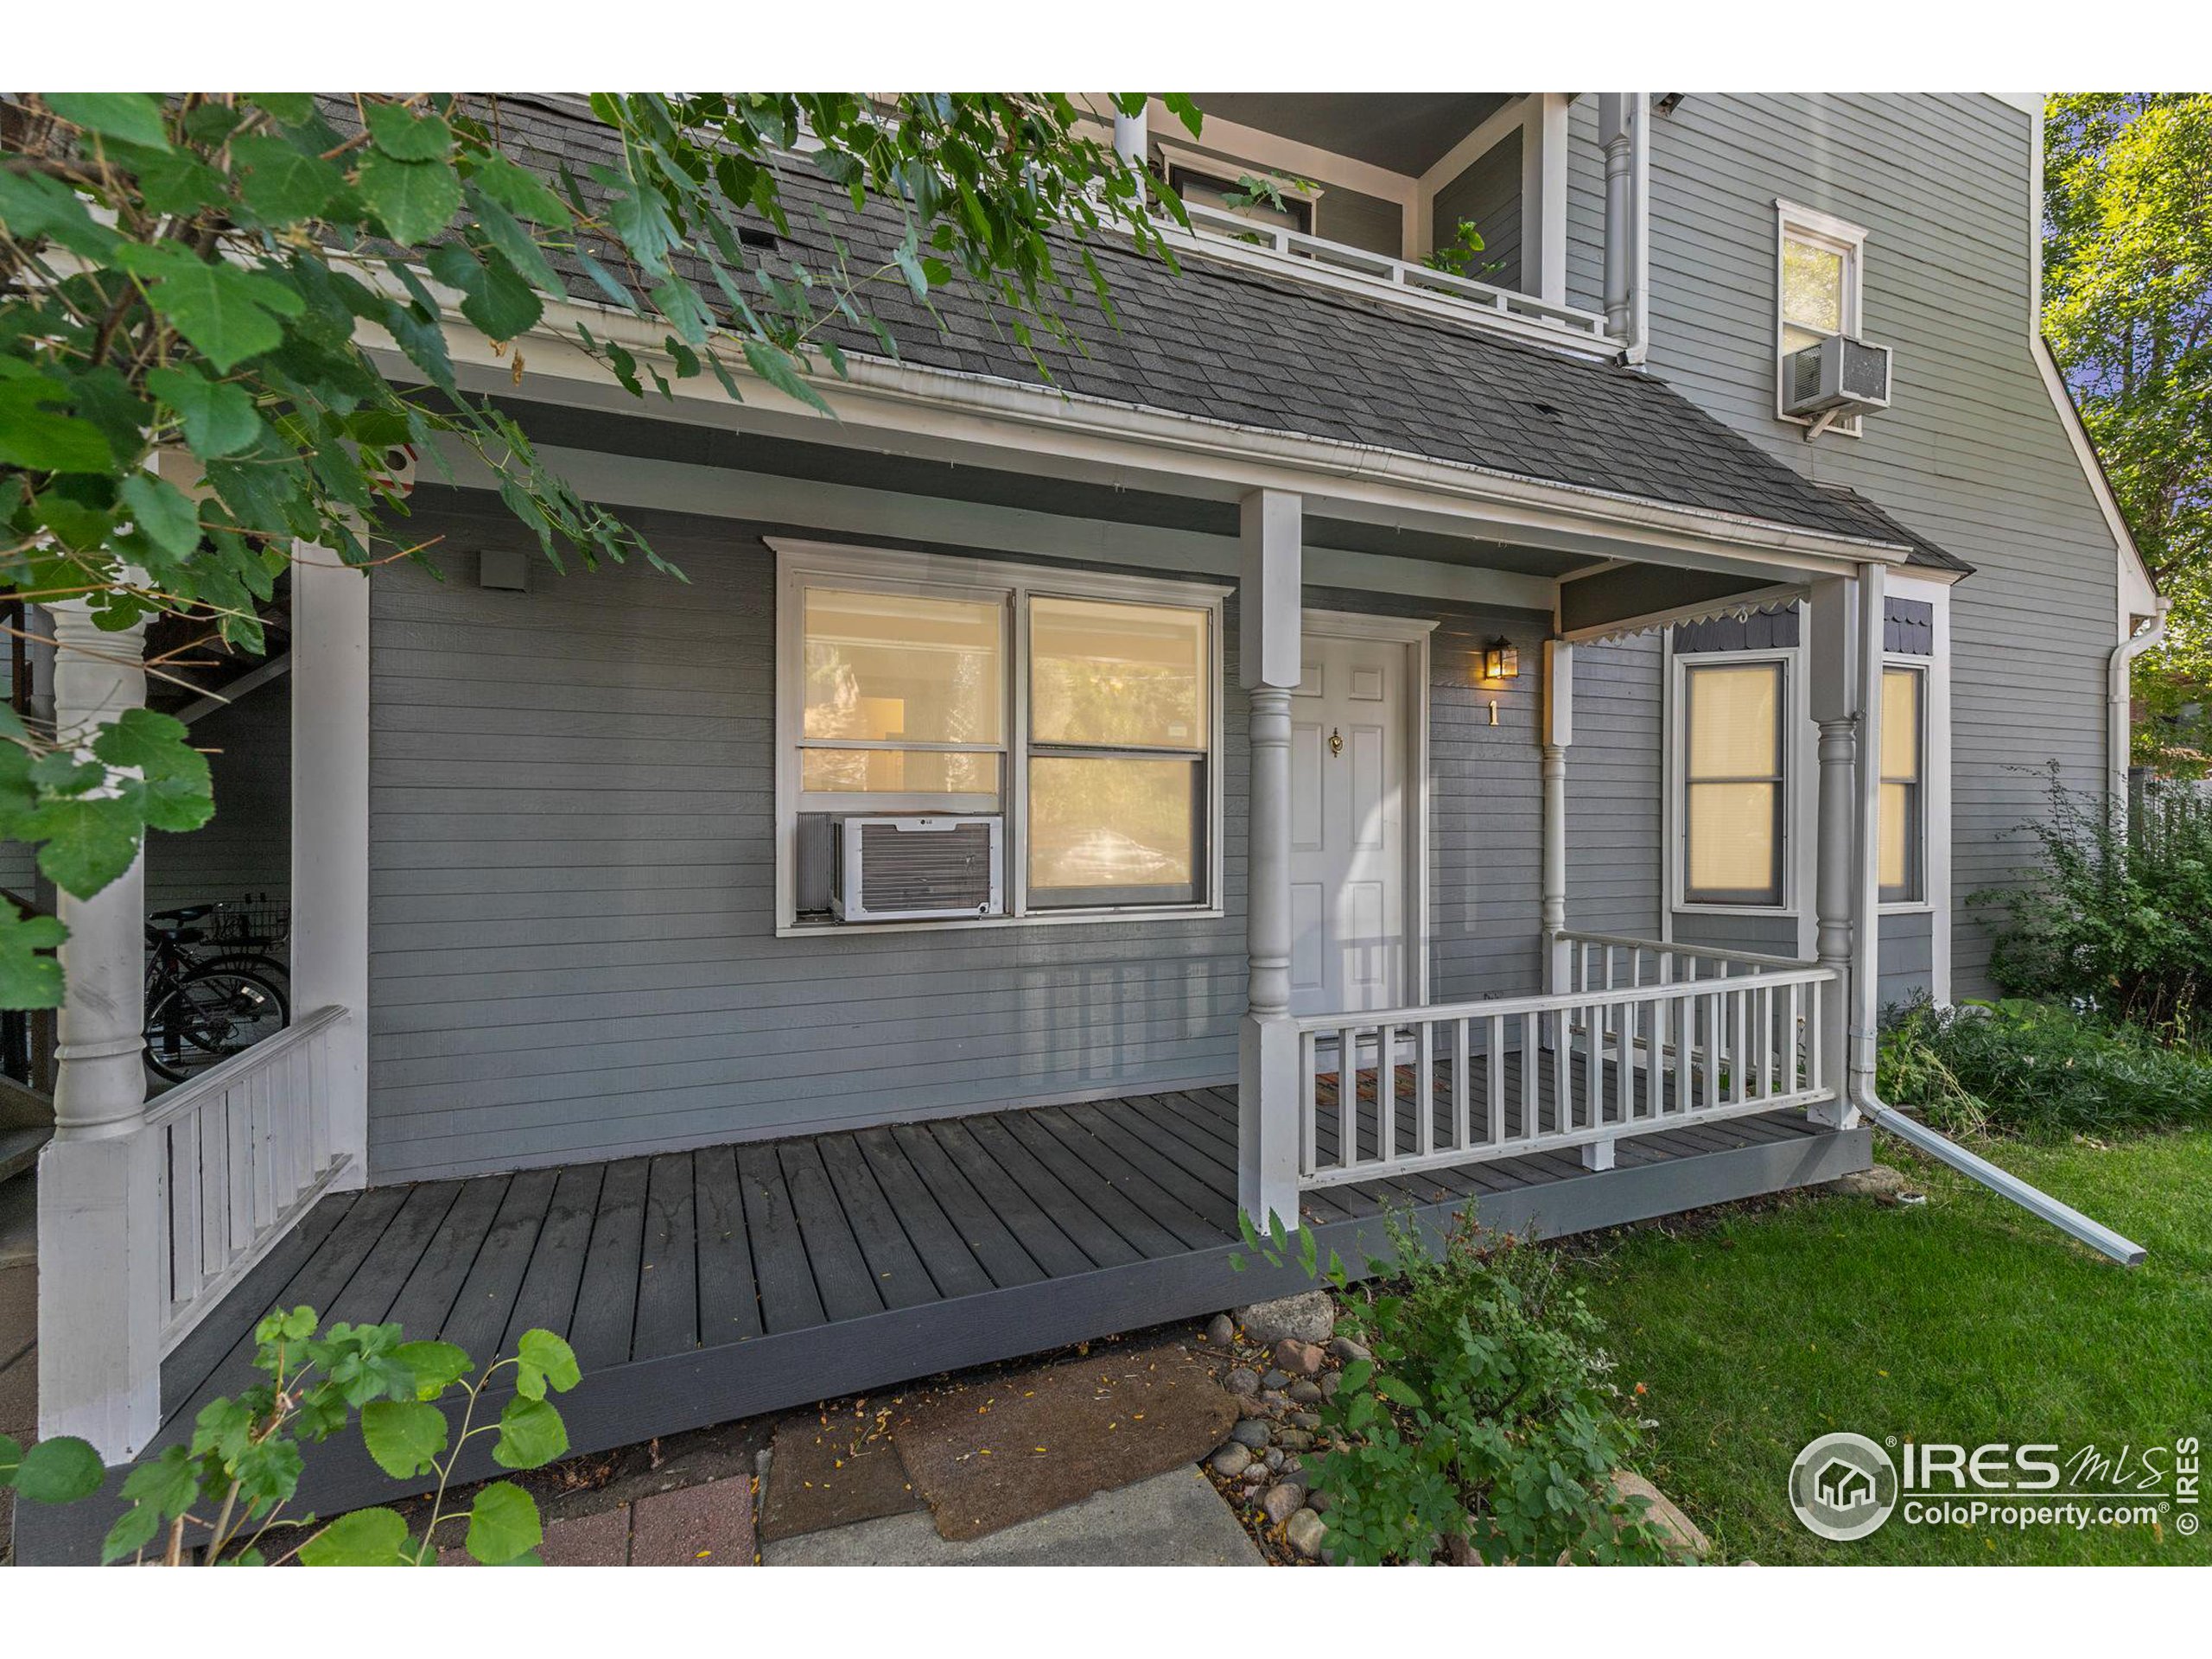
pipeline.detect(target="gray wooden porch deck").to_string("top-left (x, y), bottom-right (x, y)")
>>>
top-left (18, 1078), bottom-right (1866, 1561)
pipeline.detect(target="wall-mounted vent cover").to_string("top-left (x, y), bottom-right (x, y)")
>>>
top-left (832, 817), bottom-right (1004, 922)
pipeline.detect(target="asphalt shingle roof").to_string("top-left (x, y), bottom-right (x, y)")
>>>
top-left (482, 95), bottom-right (1966, 571)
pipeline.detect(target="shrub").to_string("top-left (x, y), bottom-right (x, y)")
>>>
top-left (1975, 766), bottom-right (2212, 1034)
top-left (1879, 995), bottom-right (2212, 1140)
top-left (1307, 1212), bottom-right (1672, 1567)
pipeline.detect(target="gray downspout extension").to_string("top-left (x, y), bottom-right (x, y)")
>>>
top-left (1850, 1096), bottom-right (2147, 1267)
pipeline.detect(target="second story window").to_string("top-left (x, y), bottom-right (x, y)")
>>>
top-left (1775, 203), bottom-right (1866, 429)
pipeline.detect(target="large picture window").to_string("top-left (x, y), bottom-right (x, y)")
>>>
top-left (1681, 658), bottom-right (1787, 907)
top-left (778, 543), bottom-right (1223, 929)
top-left (1879, 664), bottom-right (1926, 905)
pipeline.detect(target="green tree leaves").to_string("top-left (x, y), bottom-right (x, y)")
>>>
top-left (360, 1399), bottom-right (451, 1479)
top-left (300, 1505), bottom-right (414, 1566)
top-left (492, 1396), bottom-right (568, 1470)
top-left (2045, 95), bottom-right (2212, 769)
top-left (1, 89), bottom-right (1176, 1010)
top-left (43, 93), bottom-right (171, 150)
top-left (464, 1480), bottom-right (542, 1564)
top-left (113, 243), bottom-right (305, 372)
top-left (355, 149), bottom-right (461, 245)
top-left (146, 365), bottom-right (265, 457)
top-left (0, 1432), bottom-right (106, 1504)
top-left (513, 1329), bottom-right (581, 1400)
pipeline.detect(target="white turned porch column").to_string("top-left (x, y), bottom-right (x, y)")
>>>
top-left (1807, 567), bottom-right (1885, 1127)
top-left (37, 600), bottom-right (163, 1458)
top-left (1237, 490), bottom-right (1302, 1230)
top-left (290, 541), bottom-right (371, 1188)
top-left (1541, 639), bottom-right (1573, 994)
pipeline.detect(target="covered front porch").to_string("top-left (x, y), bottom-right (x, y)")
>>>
top-left (16, 1062), bottom-right (1865, 1560)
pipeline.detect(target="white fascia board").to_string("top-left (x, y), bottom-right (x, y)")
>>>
top-left (366, 286), bottom-right (1914, 584)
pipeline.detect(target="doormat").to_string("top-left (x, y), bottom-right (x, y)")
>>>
top-left (759, 1399), bottom-right (926, 1543)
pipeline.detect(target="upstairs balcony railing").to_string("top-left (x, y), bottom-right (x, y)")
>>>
top-left (1162, 199), bottom-right (1625, 355)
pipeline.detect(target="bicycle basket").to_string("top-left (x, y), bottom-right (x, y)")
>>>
top-left (210, 895), bottom-right (291, 950)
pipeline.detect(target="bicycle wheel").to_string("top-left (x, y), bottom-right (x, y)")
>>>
top-left (144, 966), bottom-right (289, 1084)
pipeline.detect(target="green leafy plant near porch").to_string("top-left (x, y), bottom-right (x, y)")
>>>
top-left (1878, 994), bottom-right (2212, 1141)
top-left (1311, 1213), bottom-right (1673, 1566)
top-left (1, 1306), bottom-right (582, 1564)
top-left (1234, 1207), bottom-right (1674, 1566)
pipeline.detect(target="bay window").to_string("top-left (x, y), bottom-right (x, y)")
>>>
top-left (776, 542), bottom-right (1224, 930)
top-left (1681, 658), bottom-right (1788, 907)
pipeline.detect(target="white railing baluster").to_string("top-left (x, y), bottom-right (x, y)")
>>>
top-left (1338, 1023), bottom-right (1357, 1173)
top-left (1487, 1015), bottom-right (1506, 1148)
top-left (1452, 1017), bottom-right (1471, 1154)
top-left (149, 1006), bottom-right (354, 1355)
top-left (1416, 1020), bottom-right (1435, 1160)
top-left (1380, 1023), bottom-right (1398, 1167)
top-left (1300, 1031), bottom-right (1319, 1179)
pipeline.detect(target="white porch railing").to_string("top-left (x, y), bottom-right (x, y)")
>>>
top-left (1165, 200), bottom-right (1625, 353)
top-left (1293, 945), bottom-right (1837, 1189)
top-left (149, 1004), bottom-right (353, 1352)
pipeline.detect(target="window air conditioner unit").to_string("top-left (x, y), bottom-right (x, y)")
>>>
top-left (832, 816), bottom-right (1004, 923)
top-left (1783, 334), bottom-right (1892, 420)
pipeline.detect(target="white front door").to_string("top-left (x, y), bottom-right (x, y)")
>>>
top-left (1288, 632), bottom-right (1407, 1017)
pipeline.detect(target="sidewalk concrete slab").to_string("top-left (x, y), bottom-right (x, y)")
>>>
top-left (761, 1466), bottom-right (1262, 1566)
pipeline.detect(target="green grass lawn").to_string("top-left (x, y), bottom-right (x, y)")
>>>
top-left (1572, 1128), bottom-right (2212, 1564)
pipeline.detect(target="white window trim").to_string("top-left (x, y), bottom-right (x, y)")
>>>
top-left (1878, 658), bottom-right (1936, 916)
top-left (1775, 200), bottom-right (1868, 436)
top-left (1668, 645), bottom-right (1803, 915)
top-left (1661, 585), bottom-right (1952, 999)
top-left (771, 538), bottom-right (1230, 938)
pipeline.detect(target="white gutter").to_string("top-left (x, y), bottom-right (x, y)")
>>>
top-left (2110, 599), bottom-right (2169, 811)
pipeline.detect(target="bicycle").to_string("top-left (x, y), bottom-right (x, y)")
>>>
top-left (143, 904), bottom-right (289, 1084)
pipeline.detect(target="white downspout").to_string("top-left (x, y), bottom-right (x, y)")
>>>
top-left (2109, 599), bottom-right (2168, 817)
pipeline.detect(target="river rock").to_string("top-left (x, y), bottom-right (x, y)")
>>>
top-left (1236, 1291), bottom-right (1336, 1344)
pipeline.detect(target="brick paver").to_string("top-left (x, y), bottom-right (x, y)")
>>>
top-left (629, 1478), bottom-right (755, 1566)
top-left (543, 1504), bottom-right (633, 1566)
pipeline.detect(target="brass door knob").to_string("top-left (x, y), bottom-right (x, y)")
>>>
top-left (1328, 728), bottom-right (1344, 757)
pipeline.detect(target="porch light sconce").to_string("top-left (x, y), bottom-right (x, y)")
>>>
top-left (1482, 638), bottom-right (1520, 682)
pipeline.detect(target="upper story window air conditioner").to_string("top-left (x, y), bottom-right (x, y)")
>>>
top-left (832, 816), bottom-right (1005, 923)
top-left (1783, 334), bottom-right (1893, 421)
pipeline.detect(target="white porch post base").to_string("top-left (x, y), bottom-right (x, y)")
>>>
top-left (1580, 1139), bottom-right (1616, 1172)
top-left (38, 601), bottom-right (162, 1458)
top-left (1238, 1015), bottom-right (1301, 1230)
top-left (37, 1130), bottom-right (163, 1455)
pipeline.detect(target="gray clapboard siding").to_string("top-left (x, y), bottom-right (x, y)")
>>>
top-left (365, 493), bottom-right (1559, 1182)
top-left (1560, 634), bottom-right (1666, 939)
top-left (1596, 92), bottom-right (2120, 995)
